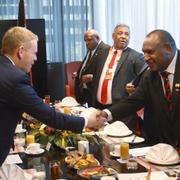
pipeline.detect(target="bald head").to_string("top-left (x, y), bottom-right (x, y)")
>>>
top-left (84, 29), bottom-right (101, 50)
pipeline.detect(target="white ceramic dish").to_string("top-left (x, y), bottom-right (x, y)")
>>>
top-left (110, 151), bottom-right (120, 158)
top-left (25, 148), bottom-right (45, 156)
top-left (121, 135), bottom-right (145, 144)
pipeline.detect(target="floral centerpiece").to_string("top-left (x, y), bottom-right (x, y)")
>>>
top-left (23, 113), bottom-right (93, 149)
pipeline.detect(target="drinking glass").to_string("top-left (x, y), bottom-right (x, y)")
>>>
top-left (14, 132), bottom-right (25, 147)
top-left (120, 142), bottom-right (129, 163)
top-left (26, 134), bottom-right (35, 145)
top-left (50, 160), bottom-right (62, 180)
top-left (33, 164), bottom-right (46, 180)
top-left (44, 95), bottom-right (50, 105)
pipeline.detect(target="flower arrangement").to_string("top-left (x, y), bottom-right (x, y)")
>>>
top-left (23, 113), bottom-right (93, 149)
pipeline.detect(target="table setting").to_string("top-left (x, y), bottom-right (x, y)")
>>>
top-left (8, 96), bottom-right (180, 179)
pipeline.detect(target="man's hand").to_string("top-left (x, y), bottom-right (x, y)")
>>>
top-left (100, 110), bottom-right (108, 119)
top-left (126, 83), bottom-right (136, 95)
top-left (81, 74), bottom-right (93, 83)
top-left (72, 72), bottom-right (77, 79)
top-left (82, 108), bottom-right (107, 130)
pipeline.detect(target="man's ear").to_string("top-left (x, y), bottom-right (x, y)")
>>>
top-left (17, 45), bottom-right (24, 59)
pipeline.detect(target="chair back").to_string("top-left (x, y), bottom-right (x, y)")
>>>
top-left (65, 61), bottom-right (81, 97)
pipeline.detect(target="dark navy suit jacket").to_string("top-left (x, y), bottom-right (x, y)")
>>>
top-left (0, 56), bottom-right (85, 166)
top-left (109, 50), bottom-right (180, 147)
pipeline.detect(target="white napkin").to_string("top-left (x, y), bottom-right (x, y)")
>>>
top-left (104, 121), bottom-right (132, 136)
top-left (61, 96), bottom-right (79, 107)
top-left (145, 143), bottom-right (180, 164)
top-left (55, 96), bottom-right (79, 107)
top-left (0, 162), bottom-right (32, 180)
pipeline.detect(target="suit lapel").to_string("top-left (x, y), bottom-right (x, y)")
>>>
top-left (153, 72), bottom-right (171, 118)
top-left (85, 42), bottom-right (105, 70)
top-left (171, 50), bottom-right (180, 118)
top-left (114, 48), bottom-right (129, 76)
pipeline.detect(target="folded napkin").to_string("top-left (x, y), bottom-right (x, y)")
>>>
top-left (54, 97), bottom-right (79, 111)
top-left (0, 162), bottom-right (32, 180)
top-left (104, 121), bottom-right (132, 136)
top-left (145, 143), bottom-right (180, 165)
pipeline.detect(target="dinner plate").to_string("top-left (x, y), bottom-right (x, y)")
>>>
top-left (77, 165), bottom-right (117, 179)
top-left (110, 151), bottom-right (120, 158)
top-left (106, 130), bottom-right (132, 137)
top-left (25, 148), bottom-right (45, 156)
top-left (145, 157), bottom-right (180, 166)
top-left (121, 135), bottom-right (145, 144)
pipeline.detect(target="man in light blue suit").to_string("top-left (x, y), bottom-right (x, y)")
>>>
top-left (0, 27), bottom-right (105, 166)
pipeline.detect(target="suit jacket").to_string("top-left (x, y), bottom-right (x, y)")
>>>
top-left (92, 47), bottom-right (145, 105)
top-left (75, 41), bottom-right (110, 105)
top-left (109, 50), bottom-right (180, 147)
top-left (0, 56), bottom-right (85, 166)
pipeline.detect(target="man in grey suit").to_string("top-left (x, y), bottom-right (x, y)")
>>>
top-left (92, 24), bottom-right (146, 130)
top-left (101, 29), bottom-right (180, 148)
top-left (75, 29), bottom-right (110, 106)
top-left (0, 27), bottom-right (105, 167)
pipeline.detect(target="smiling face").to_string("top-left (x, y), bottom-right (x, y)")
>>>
top-left (112, 25), bottom-right (130, 50)
top-left (142, 33), bottom-right (173, 72)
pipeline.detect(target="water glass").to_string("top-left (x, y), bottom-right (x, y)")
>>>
top-left (33, 164), bottom-right (46, 180)
top-left (14, 132), bottom-right (25, 147)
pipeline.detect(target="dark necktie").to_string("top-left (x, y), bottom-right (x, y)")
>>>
top-left (161, 71), bottom-right (172, 110)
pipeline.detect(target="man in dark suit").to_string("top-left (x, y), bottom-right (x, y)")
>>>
top-left (92, 24), bottom-right (146, 130)
top-left (0, 27), bottom-right (105, 166)
top-left (75, 29), bottom-right (110, 106)
top-left (101, 29), bottom-right (180, 148)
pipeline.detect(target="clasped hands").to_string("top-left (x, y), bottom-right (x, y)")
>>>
top-left (83, 108), bottom-right (108, 131)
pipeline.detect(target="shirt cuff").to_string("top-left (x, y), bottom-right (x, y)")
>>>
top-left (103, 109), bottom-right (113, 122)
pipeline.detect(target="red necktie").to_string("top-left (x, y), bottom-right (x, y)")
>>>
top-left (161, 71), bottom-right (172, 110)
top-left (101, 50), bottom-right (117, 104)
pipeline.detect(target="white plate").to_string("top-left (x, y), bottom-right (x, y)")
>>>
top-left (106, 130), bottom-right (132, 137)
top-left (110, 151), bottom-right (120, 158)
top-left (145, 157), bottom-right (180, 166)
top-left (25, 148), bottom-right (45, 156)
top-left (121, 135), bottom-right (145, 144)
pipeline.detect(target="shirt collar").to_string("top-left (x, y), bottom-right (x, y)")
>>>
top-left (4, 55), bottom-right (15, 65)
top-left (165, 50), bottom-right (177, 75)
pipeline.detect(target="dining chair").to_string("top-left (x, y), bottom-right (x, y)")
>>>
top-left (65, 61), bottom-right (81, 97)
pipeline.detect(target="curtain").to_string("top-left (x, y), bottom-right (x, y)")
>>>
top-left (93, 0), bottom-right (180, 52)
top-left (0, 0), bottom-right (93, 62)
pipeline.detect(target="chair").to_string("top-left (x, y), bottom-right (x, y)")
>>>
top-left (65, 61), bottom-right (81, 97)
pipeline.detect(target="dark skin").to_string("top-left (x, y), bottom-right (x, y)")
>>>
top-left (142, 33), bottom-right (174, 72)
top-left (112, 26), bottom-right (130, 50)
top-left (101, 31), bottom-right (176, 119)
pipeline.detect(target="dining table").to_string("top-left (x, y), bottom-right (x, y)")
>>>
top-left (16, 134), bottom-right (149, 180)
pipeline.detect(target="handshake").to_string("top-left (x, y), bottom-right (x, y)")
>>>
top-left (81, 107), bottom-right (109, 131)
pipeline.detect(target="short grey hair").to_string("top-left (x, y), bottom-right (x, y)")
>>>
top-left (113, 24), bottom-right (130, 34)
